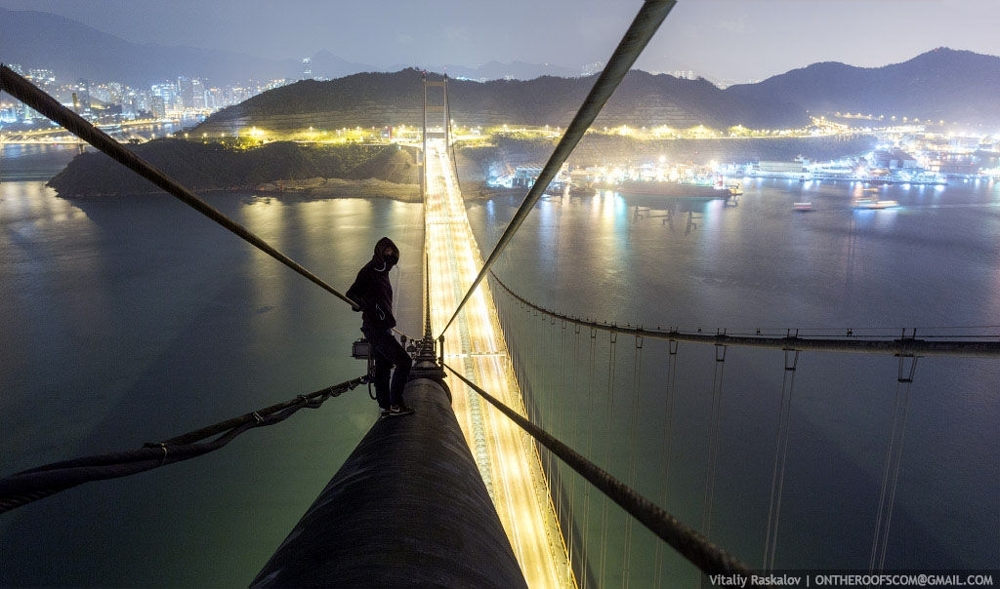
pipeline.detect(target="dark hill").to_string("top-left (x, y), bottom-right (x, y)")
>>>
top-left (193, 68), bottom-right (813, 137)
top-left (4, 6), bottom-right (998, 123)
top-left (47, 140), bottom-right (419, 196)
top-left (600, 71), bottom-right (806, 128)
top-left (726, 48), bottom-right (1000, 126)
top-left (195, 48), bottom-right (1000, 136)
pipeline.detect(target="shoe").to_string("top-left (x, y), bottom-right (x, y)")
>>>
top-left (379, 407), bottom-right (390, 418)
top-left (387, 404), bottom-right (415, 417)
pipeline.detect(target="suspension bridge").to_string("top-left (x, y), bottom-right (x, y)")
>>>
top-left (3, 0), bottom-right (999, 586)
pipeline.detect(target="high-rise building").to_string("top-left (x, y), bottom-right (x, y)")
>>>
top-left (151, 82), bottom-right (178, 111)
top-left (177, 76), bottom-right (194, 109)
top-left (190, 78), bottom-right (206, 109)
top-left (149, 95), bottom-right (166, 119)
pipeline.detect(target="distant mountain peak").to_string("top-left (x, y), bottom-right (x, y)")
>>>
top-left (4, 9), bottom-right (1000, 128)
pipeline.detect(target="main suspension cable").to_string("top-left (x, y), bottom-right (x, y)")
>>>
top-left (443, 362), bottom-right (751, 578)
top-left (438, 0), bottom-right (677, 337)
top-left (490, 271), bottom-right (1000, 358)
top-left (0, 64), bottom-right (356, 309)
top-left (0, 375), bottom-right (367, 514)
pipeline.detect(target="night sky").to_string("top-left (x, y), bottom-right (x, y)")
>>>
top-left (1, 0), bottom-right (999, 84)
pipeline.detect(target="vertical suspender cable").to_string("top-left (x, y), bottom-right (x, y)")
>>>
top-left (878, 356), bottom-right (917, 570)
top-left (567, 323), bottom-right (582, 575)
top-left (582, 326), bottom-right (599, 589)
top-left (869, 355), bottom-right (917, 572)
top-left (870, 383), bottom-right (901, 570)
top-left (526, 310), bottom-right (537, 423)
top-left (555, 320), bottom-right (569, 536)
top-left (599, 330), bottom-right (619, 587)
top-left (702, 343), bottom-right (728, 539)
top-left (438, 0), bottom-right (677, 337)
top-left (654, 338), bottom-right (680, 589)
top-left (546, 317), bottom-right (558, 487)
top-left (621, 335), bottom-right (644, 588)
top-left (877, 373), bottom-right (913, 572)
top-left (763, 348), bottom-right (799, 570)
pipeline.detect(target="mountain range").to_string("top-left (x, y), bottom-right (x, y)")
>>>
top-left (193, 48), bottom-right (1000, 135)
top-left (3, 8), bottom-right (999, 128)
top-left (0, 8), bottom-right (581, 86)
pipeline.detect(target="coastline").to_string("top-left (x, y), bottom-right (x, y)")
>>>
top-left (254, 177), bottom-right (423, 202)
top-left (47, 177), bottom-right (424, 203)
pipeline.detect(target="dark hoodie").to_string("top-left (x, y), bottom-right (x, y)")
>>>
top-left (347, 237), bottom-right (399, 330)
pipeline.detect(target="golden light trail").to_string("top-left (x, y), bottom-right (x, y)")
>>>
top-left (423, 139), bottom-right (574, 588)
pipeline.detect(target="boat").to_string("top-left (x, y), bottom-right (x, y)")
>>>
top-left (617, 179), bottom-right (736, 199)
top-left (793, 202), bottom-right (813, 211)
top-left (853, 198), bottom-right (899, 209)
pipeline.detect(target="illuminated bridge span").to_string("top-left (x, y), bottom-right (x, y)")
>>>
top-left (3, 1), bottom-right (999, 587)
top-left (424, 137), bottom-right (572, 586)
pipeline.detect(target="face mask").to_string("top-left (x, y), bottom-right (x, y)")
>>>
top-left (384, 250), bottom-right (399, 267)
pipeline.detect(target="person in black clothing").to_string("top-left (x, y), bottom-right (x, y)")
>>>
top-left (347, 237), bottom-right (414, 417)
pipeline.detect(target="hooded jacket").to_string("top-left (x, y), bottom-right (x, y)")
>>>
top-left (346, 237), bottom-right (399, 330)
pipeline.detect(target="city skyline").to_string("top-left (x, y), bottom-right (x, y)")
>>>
top-left (1, 0), bottom-right (999, 86)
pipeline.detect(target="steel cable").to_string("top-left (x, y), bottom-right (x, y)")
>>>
top-left (443, 362), bottom-right (752, 578)
top-left (490, 271), bottom-right (1000, 357)
top-left (599, 330), bottom-right (619, 586)
top-left (653, 338), bottom-right (680, 589)
top-left (583, 326), bottom-right (599, 589)
top-left (763, 349), bottom-right (800, 570)
top-left (567, 323), bottom-right (583, 572)
top-left (869, 356), bottom-right (917, 572)
top-left (439, 0), bottom-right (678, 337)
top-left (621, 335), bottom-right (644, 588)
top-left (0, 376), bottom-right (366, 514)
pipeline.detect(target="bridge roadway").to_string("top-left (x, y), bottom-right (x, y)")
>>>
top-left (423, 140), bottom-right (574, 587)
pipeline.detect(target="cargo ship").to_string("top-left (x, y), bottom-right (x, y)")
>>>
top-left (617, 177), bottom-right (741, 197)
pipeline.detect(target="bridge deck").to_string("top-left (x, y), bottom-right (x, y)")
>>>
top-left (423, 140), bottom-right (574, 587)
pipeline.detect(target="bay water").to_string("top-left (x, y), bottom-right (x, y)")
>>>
top-left (2, 144), bottom-right (998, 586)
top-left (468, 178), bottom-right (1000, 584)
top-left (1, 145), bottom-right (426, 587)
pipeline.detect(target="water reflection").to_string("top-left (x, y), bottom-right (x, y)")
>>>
top-left (0, 186), bottom-right (425, 587)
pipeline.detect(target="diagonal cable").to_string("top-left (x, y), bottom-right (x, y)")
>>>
top-left (443, 362), bottom-right (751, 577)
top-left (0, 376), bottom-right (367, 514)
top-left (0, 63), bottom-right (356, 308)
top-left (439, 0), bottom-right (677, 337)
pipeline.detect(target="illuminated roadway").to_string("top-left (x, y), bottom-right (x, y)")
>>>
top-left (423, 139), bottom-right (574, 588)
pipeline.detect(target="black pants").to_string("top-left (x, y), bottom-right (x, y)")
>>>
top-left (361, 327), bottom-right (412, 408)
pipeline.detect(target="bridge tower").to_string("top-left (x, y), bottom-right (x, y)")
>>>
top-left (422, 72), bottom-right (449, 146)
top-left (422, 72), bottom-right (449, 196)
